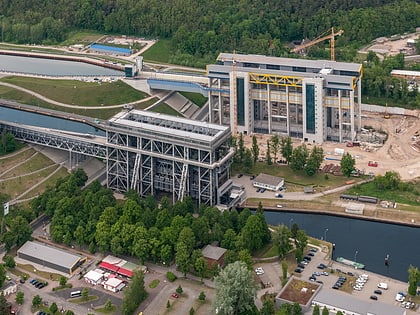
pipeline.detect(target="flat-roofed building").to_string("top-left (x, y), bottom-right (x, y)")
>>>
top-left (313, 289), bottom-right (406, 315)
top-left (17, 241), bottom-right (86, 275)
top-left (106, 110), bottom-right (234, 206)
top-left (89, 43), bottom-right (132, 56)
top-left (207, 53), bottom-right (363, 143)
top-left (84, 270), bottom-right (104, 286)
top-left (103, 278), bottom-right (125, 293)
top-left (252, 174), bottom-right (284, 191)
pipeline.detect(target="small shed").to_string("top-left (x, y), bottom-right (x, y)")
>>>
top-left (202, 245), bottom-right (227, 268)
top-left (304, 186), bottom-right (314, 194)
top-left (252, 174), bottom-right (284, 191)
top-left (103, 278), bottom-right (125, 293)
top-left (2, 281), bottom-right (17, 296)
top-left (84, 270), bottom-right (104, 286)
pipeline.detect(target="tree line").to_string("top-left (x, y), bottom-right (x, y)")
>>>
top-left (362, 52), bottom-right (420, 108)
top-left (233, 134), bottom-right (325, 177)
top-left (0, 0), bottom-right (419, 60)
top-left (28, 170), bottom-right (272, 278)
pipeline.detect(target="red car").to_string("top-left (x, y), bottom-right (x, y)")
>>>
top-left (171, 293), bottom-right (179, 298)
top-left (368, 161), bottom-right (378, 167)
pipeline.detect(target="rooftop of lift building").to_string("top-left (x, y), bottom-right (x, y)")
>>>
top-left (107, 109), bottom-right (231, 145)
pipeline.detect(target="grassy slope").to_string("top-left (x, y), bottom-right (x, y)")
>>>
top-left (1, 76), bottom-right (147, 106)
top-left (141, 39), bottom-right (172, 63)
top-left (179, 91), bottom-right (208, 108)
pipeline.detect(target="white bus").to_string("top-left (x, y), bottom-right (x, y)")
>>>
top-left (70, 290), bottom-right (82, 298)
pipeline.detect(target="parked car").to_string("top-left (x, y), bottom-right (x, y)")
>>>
top-left (374, 289), bottom-right (382, 295)
top-left (255, 267), bottom-right (264, 275)
top-left (297, 263), bottom-right (306, 269)
top-left (370, 295), bottom-right (378, 300)
top-left (307, 252), bottom-right (314, 257)
top-left (377, 282), bottom-right (388, 290)
top-left (322, 271), bottom-right (329, 276)
top-left (171, 293), bottom-right (179, 298)
top-left (237, 174), bottom-right (243, 178)
top-left (294, 268), bottom-right (303, 273)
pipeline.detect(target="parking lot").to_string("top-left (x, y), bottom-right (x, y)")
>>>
top-left (253, 245), bottom-right (419, 314)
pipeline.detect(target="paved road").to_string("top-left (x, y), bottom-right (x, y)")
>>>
top-left (233, 174), bottom-right (372, 201)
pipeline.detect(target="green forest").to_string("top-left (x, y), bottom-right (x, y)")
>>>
top-left (1, 0), bottom-right (419, 59)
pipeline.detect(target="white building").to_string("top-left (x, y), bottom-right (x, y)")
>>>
top-left (83, 270), bottom-right (104, 286)
top-left (252, 174), bottom-right (284, 191)
top-left (103, 277), bottom-right (125, 293)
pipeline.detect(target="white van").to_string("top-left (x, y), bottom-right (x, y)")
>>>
top-left (377, 282), bottom-right (388, 290)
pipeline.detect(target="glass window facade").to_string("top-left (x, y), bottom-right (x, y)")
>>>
top-left (237, 78), bottom-right (245, 126)
top-left (305, 84), bottom-right (315, 134)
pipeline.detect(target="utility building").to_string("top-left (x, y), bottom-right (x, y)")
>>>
top-left (207, 53), bottom-right (363, 143)
top-left (17, 241), bottom-right (86, 275)
top-left (106, 110), bottom-right (234, 206)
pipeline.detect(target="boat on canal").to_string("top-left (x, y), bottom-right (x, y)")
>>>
top-left (336, 256), bottom-right (365, 269)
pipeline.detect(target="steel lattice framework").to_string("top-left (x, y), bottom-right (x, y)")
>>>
top-left (0, 109), bottom-right (234, 206)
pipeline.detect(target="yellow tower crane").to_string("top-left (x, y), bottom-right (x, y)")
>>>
top-left (291, 27), bottom-right (344, 61)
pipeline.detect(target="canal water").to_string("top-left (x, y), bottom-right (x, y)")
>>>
top-left (263, 210), bottom-right (420, 282)
top-left (0, 106), bottom-right (105, 136)
top-left (0, 54), bottom-right (123, 76)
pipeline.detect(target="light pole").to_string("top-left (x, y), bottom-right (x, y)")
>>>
top-left (354, 250), bottom-right (358, 263)
top-left (324, 228), bottom-right (329, 242)
top-left (289, 218), bottom-right (294, 230)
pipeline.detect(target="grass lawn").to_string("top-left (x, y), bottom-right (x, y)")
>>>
top-left (1, 76), bottom-right (148, 106)
top-left (61, 30), bottom-right (104, 46)
top-left (16, 262), bottom-right (61, 281)
top-left (179, 91), bottom-right (208, 107)
top-left (151, 103), bottom-right (182, 116)
top-left (70, 295), bottom-right (98, 303)
top-left (135, 97), bottom-right (159, 110)
top-left (0, 84), bottom-right (121, 119)
top-left (0, 147), bottom-right (35, 172)
top-left (346, 180), bottom-right (420, 206)
top-left (95, 305), bottom-right (117, 314)
top-left (23, 167), bottom-right (69, 199)
top-left (149, 279), bottom-right (160, 288)
top-left (1, 165), bottom-right (60, 198)
top-left (233, 161), bottom-right (363, 192)
top-left (141, 39), bottom-right (172, 63)
top-left (1, 152), bottom-right (54, 177)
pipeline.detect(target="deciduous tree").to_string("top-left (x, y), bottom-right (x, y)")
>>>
top-left (280, 136), bottom-right (293, 163)
top-left (212, 261), bottom-right (256, 315)
top-left (340, 152), bottom-right (355, 177)
top-left (122, 270), bottom-right (148, 315)
top-left (251, 135), bottom-right (259, 165)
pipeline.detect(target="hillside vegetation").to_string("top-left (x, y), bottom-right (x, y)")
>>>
top-left (0, 0), bottom-right (419, 61)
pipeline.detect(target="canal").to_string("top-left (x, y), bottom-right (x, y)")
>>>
top-left (263, 210), bottom-right (420, 282)
top-left (0, 54), bottom-right (123, 76)
top-left (0, 105), bottom-right (105, 136)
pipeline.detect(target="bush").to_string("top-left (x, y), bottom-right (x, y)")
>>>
top-left (3, 255), bottom-right (15, 268)
top-left (176, 285), bottom-right (183, 294)
top-left (198, 291), bottom-right (206, 301)
top-left (166, 271), bottom-right (177, 282)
